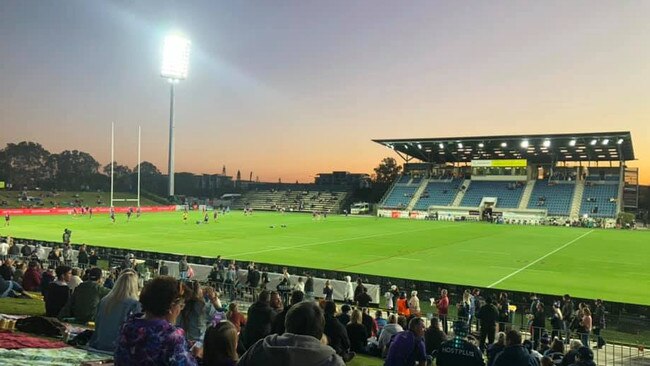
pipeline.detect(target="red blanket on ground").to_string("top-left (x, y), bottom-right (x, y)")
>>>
top-left (0, 330), bottom-right (68, 349)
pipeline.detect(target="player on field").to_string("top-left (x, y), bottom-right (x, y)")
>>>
top-left (88, 207), bottom-right (93, 219)
top-left (204, 212), bottom-right (209, 224)
top-left (183, 211), bottom-right (188, 224)
top-left (213, 210), bottom-right (218, 221)
top-left (4, 213), bottom-right (9, 226)
top-left (110, 207), bottom-right (116, 223)
top-left (136, 206), bottom-right (141, 218)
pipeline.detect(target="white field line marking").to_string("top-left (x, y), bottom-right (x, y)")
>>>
top-left (231, 224), bottom-right (463, 257)
top-left (394, 257), bottom-right (421, 261)
top-left (487, 230), bottom-right (594, 289)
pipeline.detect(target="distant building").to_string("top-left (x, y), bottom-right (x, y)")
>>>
top-left (315, 171), bottom-right (370, 188)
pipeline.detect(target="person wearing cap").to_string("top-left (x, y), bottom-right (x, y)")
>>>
top-left (570, 346), bottom-right (596, 366)
top-left (492, 329), bottom-right (537, 366)
top-left (58, 267), bottom-right (110, 322)
top-left (436, 320), bottom-right (484, 366)
top-left (384, 317), bottom-right (428, 366)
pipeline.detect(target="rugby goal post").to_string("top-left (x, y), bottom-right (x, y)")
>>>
top-left (110, 123), bottom-right (141, 208)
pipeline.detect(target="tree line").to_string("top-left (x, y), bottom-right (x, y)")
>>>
top-left (0, 141), bottom-right (167, 195)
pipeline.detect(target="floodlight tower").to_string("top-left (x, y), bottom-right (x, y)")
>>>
top-left (161, 33), bottom-right (191, 197)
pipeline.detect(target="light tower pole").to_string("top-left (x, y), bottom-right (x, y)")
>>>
top-left (161, 33), bottom-right (191, 197)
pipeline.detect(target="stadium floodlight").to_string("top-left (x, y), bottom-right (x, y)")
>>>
top-left (478, 143), bottom-right (484, 148)
top-left (569, 139), bottom-right (577, 146)
top-left (417, 143), bottom-right (422, 149)
top-left (520, 140), bottom-right (529, 148)
top-left (161, 32), bottom-right (191, 197)
top-left (161, 34), bottom-right (191, 80)
top-left (457, 143), bottom-right (463, 149)
top-left (601, 139), bottom-right (609, 145)
top-left (543, 140), bottom-right (551, 148)
top-left (617, 138), bottom-right (624, 144)
top-left (438, 143), bottom-right (444, 149)
top-left (590, 139), bottom-right (598, 145)
top-left (501, 142), bottom-right (507, 147)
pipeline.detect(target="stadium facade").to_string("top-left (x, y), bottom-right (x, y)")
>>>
top-left (373, 132), bottom-right (638, 225)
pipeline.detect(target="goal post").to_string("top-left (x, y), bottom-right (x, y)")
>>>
top-left (110, 123), bottom-right (142, 208)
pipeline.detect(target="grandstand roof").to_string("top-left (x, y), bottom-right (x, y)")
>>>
top-left (373, 131), bottom-right (635, 164)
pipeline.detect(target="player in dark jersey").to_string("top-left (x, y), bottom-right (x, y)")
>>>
top-left (136, 207), bottom-right (141, 218)
top-left (4, 213), bottom-right (9, 227)
top-left (110, 207), bottom-right (116, 223)
top-left (126, 208), bottom-right (132, 222)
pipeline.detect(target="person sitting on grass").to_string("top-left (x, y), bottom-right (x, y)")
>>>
top-left (58, 267), bottom-right (110, 323)
top-left (0, 272), bottom-right (32, 298)
top-left (271, 289), bottom-right (304, 335)
top-left (492, 329), bottom-right (537, 366)
top-left (45, 265), bottom-right (72, 317)
top-left (436, 320), bottom-right (484, 366)
top-left (378, 314), bottom-right (403, 357)
top-left (346, 309), bottom-right (368, 354)
top-left (202, 320), bottom-right (239, 366)
top-left (384, 316), bottom-right (428, 366)
top-left (22, 261), bottom-right (42, 292)
top-left (89, 269), bottom-right (141, 352)
top-left (238, 301), bottom-right (345, 366)
top-left (323, 301), bottom-right (355, 362)
top-left (177, 280), bottom-right (207, 344)
top-left (115, 276), bottom-right (198, 365)
top-left (424, 316), bottom-right (447, 358)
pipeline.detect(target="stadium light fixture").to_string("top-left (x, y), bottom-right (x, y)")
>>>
top-left (601, 139), bottom-right (609, 145)
top-left (520, 140), bottom-right (529, 148)
top-left (161, 32), bottom-right (191, 197)
top-left (478, 143), bottom-right (484, 148)
top-left (417, 143), bottom-right (422, 149)
top-left (569, 139), bottom-right (576, 146)
top-left (501, 142), bottom-right (507, 147)
top-left (617, 138), bottom-right (624, 144)
top-left (543, 140), bottom-right (551, 148)
top-left (457, 143), bottom-right (463, 149)
top-left (438, 143), bottom-right (444, 149)
top-left (590, 139), bottom-right (598, 145)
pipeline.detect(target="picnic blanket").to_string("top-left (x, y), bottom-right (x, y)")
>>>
top-left (0, 330), bottom-right (68, 349)
top-left (0, 347), bottom-right (111, 366)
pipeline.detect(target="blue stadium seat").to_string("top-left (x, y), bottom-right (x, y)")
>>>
top-left (381, 186), bottom-right (418, 208)
top-left (413, 179), bottom-right (461, 210)
top-left (460, 181), bottom-right (525, 208)
top-left (580, 183), bottom-right (619, 218)
top-left (527, 180), bottom-right (575, 216)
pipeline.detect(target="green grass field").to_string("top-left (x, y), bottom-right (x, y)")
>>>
top-left (2, 211), bottom-right (649, 305)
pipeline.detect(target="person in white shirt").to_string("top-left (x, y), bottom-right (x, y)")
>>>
top-left (0, 239), bottom-right (9, 260)
top-left (68, 268), bottom-right (83, 291)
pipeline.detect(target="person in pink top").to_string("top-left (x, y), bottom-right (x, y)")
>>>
top-left (436, 289), bottom-right (450, 334)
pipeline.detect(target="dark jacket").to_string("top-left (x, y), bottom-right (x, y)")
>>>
top-left (346, 323), bottom-right (367, 353)
top-left (493, 345), bottom-right (538, 366)
top-left (424, 326), bottom-right (447, 355)
top-left (244, 301), bottom-right (275, 349)
top-left (58, 281), bottom-right (110, 322)
top-left (45, 282), bottom-right (71, 317)
top-left (478, 303), bottom-right (499, 328)
top-left (324, 314), bottom-right (350, 355)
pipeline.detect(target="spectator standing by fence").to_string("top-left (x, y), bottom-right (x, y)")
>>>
top-left (592, 299), bottom-right (606, 349)
top-left (178, 256), bottom-right (189, 281)
top-left (562, 294), bottom-right (575, 344)
top-left (323, 280), bottom-right (333, 301)
top-left (436, 289), bottom-right (449, 334)
top-left (77, 245), bottom-right (88, 268)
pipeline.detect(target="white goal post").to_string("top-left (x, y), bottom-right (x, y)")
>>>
top-left (110, 123), bottom-right (141, 208)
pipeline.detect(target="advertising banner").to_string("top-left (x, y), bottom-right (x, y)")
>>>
top-left (0, 206), bottom-right (177, 216)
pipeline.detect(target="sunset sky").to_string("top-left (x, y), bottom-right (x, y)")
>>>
top-left (1, 1), bottom-right (649, 184)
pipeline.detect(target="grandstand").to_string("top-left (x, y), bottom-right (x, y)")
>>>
top-left (375, 132), bottom-right (639, 223)
top-left (231, 187), bottom-right (348, 213)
